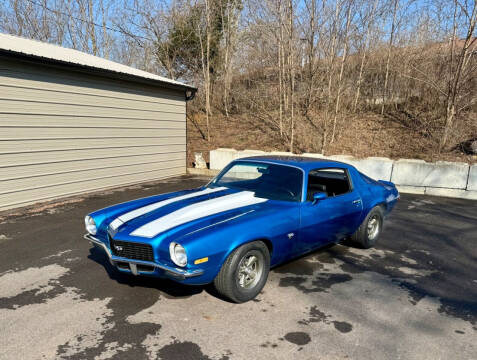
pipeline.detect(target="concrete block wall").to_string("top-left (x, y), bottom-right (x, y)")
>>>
top-left (208, 148), bottom-right (477, 200)
top-left (209, 148), bottom-right (237, 170)
top-left (391, 160), bottom-right (469, 189)
top-left (467, 165), bottom-right (477, 191)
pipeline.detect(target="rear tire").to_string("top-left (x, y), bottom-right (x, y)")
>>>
top-left (214, 241), bottom-right (270, 303)
top-left (351, 206), bottom-right (384, 249)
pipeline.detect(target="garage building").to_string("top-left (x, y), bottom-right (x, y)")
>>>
top-left (0, 33), bottom-right (195, 212)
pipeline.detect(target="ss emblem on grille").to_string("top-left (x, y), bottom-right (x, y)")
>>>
top-left (114, 245), bottom-right (123, 251)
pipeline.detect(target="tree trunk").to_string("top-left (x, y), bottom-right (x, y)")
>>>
top-left (198, 0), bottom-right (212, 142)
top-left (289, 0), bottom-right (295, 152)
top-left (88, 0), bottom-right (98, 56)
top-left (304, 0), bottom-right (316, 114)
top-left (322, 0), bottom-right (341, 152)
top-left (278, 0), bottom-right (284, 137)
top-left (381, 0), bottom-right (398, 115)
top-left (331, 1), bottom-right (352, 143)
top-left (440, 1), bottom-right (477, 150)
top-left (205, 0), bottom-right (211, 141)
top-left (353, 0), bottom-right (377, 112)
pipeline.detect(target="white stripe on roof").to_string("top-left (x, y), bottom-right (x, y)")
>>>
top-left (0, 33), bottom-right (193, 89)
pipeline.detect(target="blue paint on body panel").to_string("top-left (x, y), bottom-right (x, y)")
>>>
top-left (85, 156), bottom-right (399, 285)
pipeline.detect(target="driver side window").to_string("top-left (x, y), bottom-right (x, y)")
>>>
top-left (307, 168), bottom-right (351, 201)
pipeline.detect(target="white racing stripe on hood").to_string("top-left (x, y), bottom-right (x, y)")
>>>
top-left (109, 187), bottom-right (227, 231)
top-left (130, 191), bottom-right (267, 238)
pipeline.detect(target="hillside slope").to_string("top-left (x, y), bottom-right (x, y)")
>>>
top-left (187, 111), bottom-right (477, 167)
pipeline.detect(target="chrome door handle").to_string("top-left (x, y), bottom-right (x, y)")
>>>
top-left (352, 199), bottom-right (362, 205)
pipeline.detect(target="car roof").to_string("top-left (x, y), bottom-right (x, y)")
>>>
top-left (235, 155), bottom-right (353, 172)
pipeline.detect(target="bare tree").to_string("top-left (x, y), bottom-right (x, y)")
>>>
top-left (331, 0), bottom-right (353, 143)
top-left (220, 0), bottom-right (241, 118)
top-left (353, 0), bottom-right (378, 112)
top-left (322, 0), bottom-right (341, 152)
top-left (198, 0), bottom-right (212, 141)
top-left (278, 0), bottom-right (284, 137)
top-left (441, 0), bottom-right (477, 149)
top-left (2, 0), bottom-right (475, 158)
top-left (381, 0), bottom-right (399, 115)
top-left (288, 0), bottom-right (295, 152)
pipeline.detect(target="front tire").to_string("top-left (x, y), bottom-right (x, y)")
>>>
top-left (214, 241), bottom-right (270, 303)
top-left (351, 206), bottom-right (384, 249)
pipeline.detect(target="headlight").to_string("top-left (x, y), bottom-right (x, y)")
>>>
top-left (169, 242), bottom-right (187, 267)
top-left (84, 215), bottom-right (97, 235)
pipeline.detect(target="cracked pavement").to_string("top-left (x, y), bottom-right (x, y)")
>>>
top-left (0, 175), bottom-right (476, 359)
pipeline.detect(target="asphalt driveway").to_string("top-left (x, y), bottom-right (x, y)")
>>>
top-left (0, 175), bottom-right (476, 359)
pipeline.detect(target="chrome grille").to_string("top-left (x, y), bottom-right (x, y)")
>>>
top-left (110, 239), bottom-right (154, 262)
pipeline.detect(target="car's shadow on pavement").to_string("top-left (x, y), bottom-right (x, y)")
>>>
top-left (87, 246), bottom-right (210, 299)
top-left (86, 242), bottom-right (351, 303)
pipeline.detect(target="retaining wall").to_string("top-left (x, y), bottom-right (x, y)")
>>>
top-left (208, 148), bottom-right (477, 200)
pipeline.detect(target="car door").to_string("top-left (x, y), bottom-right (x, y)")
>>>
top-left (296, 168), bottom-right (363, 254)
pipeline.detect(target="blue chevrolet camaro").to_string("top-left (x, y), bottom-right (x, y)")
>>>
top-left (84, 156), bottom-right (399, 302)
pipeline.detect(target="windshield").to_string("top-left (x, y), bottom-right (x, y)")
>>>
top-left (210, 161), bottom-right (303, 202)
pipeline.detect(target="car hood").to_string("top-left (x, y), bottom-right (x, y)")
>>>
top-left (107, 186), bottom-right (272, 242)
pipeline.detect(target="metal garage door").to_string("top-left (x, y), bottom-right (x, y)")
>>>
top-left (0, 58), bottom-right (186, 211)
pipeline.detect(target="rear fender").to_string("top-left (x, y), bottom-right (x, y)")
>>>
top-left (378, 180), bottom-right (396, 189)
top-left (377, 180), bottom-right (399, 214)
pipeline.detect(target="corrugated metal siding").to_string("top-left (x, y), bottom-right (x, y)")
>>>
top-left (0, 58), bottom-right (186, 211)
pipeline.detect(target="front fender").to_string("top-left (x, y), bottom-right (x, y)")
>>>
top-left (177, 204), bottom-right (299, 283)
top-left (180, 226), bottom-right (274, 283)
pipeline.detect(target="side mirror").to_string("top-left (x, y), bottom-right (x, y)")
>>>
top-left (312, 192), bottom-right (327, 204)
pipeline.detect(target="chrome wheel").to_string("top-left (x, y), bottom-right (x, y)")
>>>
top-left (237, 253), bottom-right (263, 289)
top-left (214, 241), bottom-right (270, 303)
top-left (367, 215), bottom-right (380, 240)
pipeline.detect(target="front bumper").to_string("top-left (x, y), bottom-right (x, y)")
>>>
top-left (84, 234), bottom-right (204, 280)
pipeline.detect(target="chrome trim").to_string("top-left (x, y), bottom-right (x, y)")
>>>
top-left (84, 234), bottom-right (204, 279)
